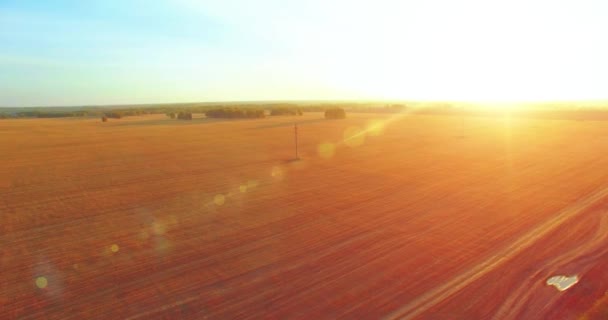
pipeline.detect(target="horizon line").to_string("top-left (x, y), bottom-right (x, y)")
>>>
top-left (3, 98), bottom-right (608, 109)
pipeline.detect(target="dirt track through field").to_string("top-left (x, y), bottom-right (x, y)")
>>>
top-left (386, 184), bottom-right (608, 320)
top-left (492, 212), bottom-right (608, 319)
top-left (3, 113), bottom-right (608, 319)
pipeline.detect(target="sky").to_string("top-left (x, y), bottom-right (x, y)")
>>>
top-left (1, 0), bottom-right (608, 106)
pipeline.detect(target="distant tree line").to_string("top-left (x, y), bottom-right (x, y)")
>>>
top-left (4, 111), bottom-right (90, 118)
top-left (270, 107), bottom-right (303, 116)
top-left (205, 108), bottom-right (265, 119)
top-left (104, 111), bottom-right (123, 119)
top-left (113, 109), bottom-right (146, 116)
top-left (15, 102), bottom-right (608, 122)
top-left (164, 111), bottom-right (193, 120)
top-left (0, 103), bottom-right (313, 119)
top-left (177, 112), bottom-right (193, 120)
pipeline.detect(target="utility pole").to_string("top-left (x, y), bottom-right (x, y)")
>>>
top-left (294, 123), bottom-right (300, 160)
top-left (461, 114), bottom-right (465, 137)
top-left (460, 108), bottom-right (465, 138)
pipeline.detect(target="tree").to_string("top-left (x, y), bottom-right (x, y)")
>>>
top-left (325, 108), bottom-right (346, 119)
top-left (104, 111), bottom-right (123, 119)
top-left (177, 112), bottom-right (193, 120)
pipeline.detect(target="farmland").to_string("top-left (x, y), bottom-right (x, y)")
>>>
top-left (1, 112), bottom-right (608, 319)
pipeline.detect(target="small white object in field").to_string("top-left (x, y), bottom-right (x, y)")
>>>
top-left (546, 275), bottom-right (579, 291)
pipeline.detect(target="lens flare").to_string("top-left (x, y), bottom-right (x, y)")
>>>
top-left (247, 180), bottom-right (259, 188)
top-left (214, 194), bottom-right (226, 206)
top-left (35, 276), bottom-right (48, 289)
top-left (151, 221), bottom-right (166, 235)
top-left (318, 142), bottom-right (336, 159)
top-left (366, 120), bottom-right (385, 136)
top-left (271, 166), bottom-right (284, 179)
top-left (343, 126), bottom-right (366, 148)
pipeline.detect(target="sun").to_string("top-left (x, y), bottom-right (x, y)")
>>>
top-left (314, 1), bottom-right (603, 104)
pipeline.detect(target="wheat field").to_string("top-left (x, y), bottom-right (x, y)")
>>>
top-left (1, 113), bottom-right (607, 319)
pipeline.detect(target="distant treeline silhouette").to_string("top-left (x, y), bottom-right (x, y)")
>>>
top-left (177, 112), bottom-right (193, 120)
top-left (0, 103), bottom-right (347, 119)
top-left (104, 111), bottom-right (124, 119)
top-left (5, 103), bottom-right (608, 121)
top-left (4, 111), bottom-right (89, 118)
top-left (270, 107), bottom-right (303, 116)
top-left (206, 108), bottom-right (265, 119)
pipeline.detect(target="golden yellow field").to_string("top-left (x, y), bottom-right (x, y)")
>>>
top-left (1, 113), bottom-right (608, 319)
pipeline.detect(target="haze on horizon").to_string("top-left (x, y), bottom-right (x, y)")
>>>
top-left (2, 0), bottom-right (608, 107)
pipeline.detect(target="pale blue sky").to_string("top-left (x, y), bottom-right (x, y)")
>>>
top-left (2, 0), bottom-right (608, 106)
